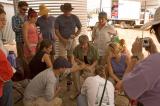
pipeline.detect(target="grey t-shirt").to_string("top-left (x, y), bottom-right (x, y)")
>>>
top-left (123, 53), bottom-right (160, 106)
top-left (55, 14), bottom-right (82, 39)
top-left (36, 16), bottom-right (56, 41)
top-left (24, 68), bottom-right (58, 101)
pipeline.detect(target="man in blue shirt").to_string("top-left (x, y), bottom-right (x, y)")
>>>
top-left (55, 3), bottom-right (82, 61)
top-left (36, 4), bottom-right (56, 41)
top-left (36, 4), bottom-right (56, 61)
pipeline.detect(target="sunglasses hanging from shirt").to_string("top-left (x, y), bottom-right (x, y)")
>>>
top-left (98, 78), bottom-right (110, 106)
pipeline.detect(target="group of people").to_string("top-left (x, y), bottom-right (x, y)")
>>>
top-left (0, 1), bottom-right (160, 106)
top-left (0, 1), bottom-right (82, 106)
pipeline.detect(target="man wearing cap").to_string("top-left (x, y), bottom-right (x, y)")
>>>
top-left (116, 7), bottom-right (160, 106)
top-left (23, 56), bottom-right (85, 106)
top-left (73, 35), bottom-right (99, 93)
top-left (92, 12), bottom-right (117, 65)
top-left (55, 3), bottom-right (82, 60)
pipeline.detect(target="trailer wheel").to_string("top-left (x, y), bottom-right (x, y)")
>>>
top-left (130, 21), bottom-right (135, 28)
top-left (120, 21), bottom-right (127, 29)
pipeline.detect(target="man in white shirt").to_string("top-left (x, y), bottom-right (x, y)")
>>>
top-left (92, 12), bottom-right (117, 65)
top-left (77, 65), bottom-right (115, 106)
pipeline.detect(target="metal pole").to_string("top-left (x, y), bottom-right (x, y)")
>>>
top-left (100, 0), bottom-right (102, 12)
top-left (142, 0), bottom-right (147, 38)
top-left (13, 0), bottom-right (19, 15)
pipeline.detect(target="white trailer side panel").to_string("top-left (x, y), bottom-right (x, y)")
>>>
top-left (118, 0), bottom-right (141, 20)
top-left (0, 2), bottom-right (15, 43)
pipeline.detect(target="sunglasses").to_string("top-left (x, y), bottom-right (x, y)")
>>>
top-left (21, 8), bottom-right (27, 11)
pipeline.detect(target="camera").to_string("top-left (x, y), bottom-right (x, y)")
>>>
top-left (142, 37), bottom-right (150, 47)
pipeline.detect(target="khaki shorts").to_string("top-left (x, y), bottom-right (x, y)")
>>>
top-left (23, 97), bottom-right (62, 106)
top-left (54, 39), bottom-right (76, 59)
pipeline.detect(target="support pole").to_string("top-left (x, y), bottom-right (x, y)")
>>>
top-left (100, 0), bottom-right (102, 12)
top-left (13, 0), bottom-right (19, 15)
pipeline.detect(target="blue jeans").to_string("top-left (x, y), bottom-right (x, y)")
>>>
top-left (0, 97), bottom-right (1, 106)
top-left (77, 94), bottom-right (88, 106)
top-left (0, 80), bottom-right (13, 106)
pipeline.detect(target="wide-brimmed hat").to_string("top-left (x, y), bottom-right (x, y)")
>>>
top-left (141, 7), bottom-right (160, 30)
top-left (60, 3), bottom-right (74, 12)
top-left (38, 4), bottom-right (49, 16)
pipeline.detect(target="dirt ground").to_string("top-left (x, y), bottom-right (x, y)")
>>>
top-left (13, 78), bottom-right (77, 106)
top-left (12, 28), bottom-right (160, 106)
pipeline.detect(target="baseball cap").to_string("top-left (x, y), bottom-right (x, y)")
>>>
top-left (53, 56), bottom-right (72, 69)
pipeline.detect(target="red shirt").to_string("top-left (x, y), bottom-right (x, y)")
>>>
top-left (0, 49), bottom-right (13, 97)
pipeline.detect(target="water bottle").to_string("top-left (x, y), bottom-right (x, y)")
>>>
top-left (113, 36), bottom-right (120, 43)
top-left (67, 80), bottom-right (72, 91)
top-left (7, 51), bottom-right (16, 68)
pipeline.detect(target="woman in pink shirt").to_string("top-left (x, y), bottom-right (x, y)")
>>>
top-left (23, 8), bottom-right (40, 62)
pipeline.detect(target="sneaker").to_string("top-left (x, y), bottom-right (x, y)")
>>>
top-left (70, 92), bottom-right (80, 100)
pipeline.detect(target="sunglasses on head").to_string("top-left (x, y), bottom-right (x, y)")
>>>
top-left (109, 44), bottom-right (114, 49)
top-left (109, 44), bottom-right (120, 53)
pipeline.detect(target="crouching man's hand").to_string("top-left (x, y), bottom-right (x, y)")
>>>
top-left (115, 80), bottom-right (123, 91)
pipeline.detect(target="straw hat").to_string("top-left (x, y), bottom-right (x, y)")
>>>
top-left (141, 7), bottom-right (160, 30)
top-left (38, 4), bottom-right (49, 16)
top-left (60, 3), bottom-right (74, 12)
